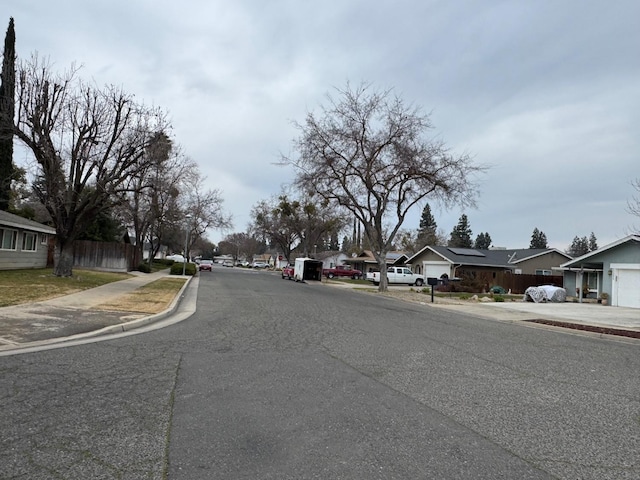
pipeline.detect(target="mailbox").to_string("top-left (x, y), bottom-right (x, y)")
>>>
top-left (427, 277), bottom-right (439, 286)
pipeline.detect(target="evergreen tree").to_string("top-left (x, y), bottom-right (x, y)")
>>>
top-left (0, 18), bottom-right (16, 211)
top-left (474, 232), bottom-right (492, 249)
top-left (567, 236), bottom-right (589, 257)
top-left (567, 232), bottom-right (598, 257)
top-left (448, 214), bottom-right (473, 248)
top-left (416, 203), bottom-right (439, 247)
top-left (340, 235), bottom-right (352, 254)
top-left (76, 210), bottom-right (125, 242)
top-left (329, 230), bottom-right (339, 251)
top-left (529, 228), bottom-right (548, 249)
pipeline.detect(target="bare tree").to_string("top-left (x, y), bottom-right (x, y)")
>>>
top-left (250, 189), bottom-right (344, 262)
top-left (118, 133), bottom-right (189, 263)
top-left (251, 195), bottom-right (301, 263)
top-left (219, 232), bottom-right (260, 262)
top-left (15, 55), bottom-right (168, 276)
top-left (181, 172), bottom-right (233, 259)
top-left (628, 178), bottom-right (640, 234)
top-left (284, 82), bottom-right (484, 290)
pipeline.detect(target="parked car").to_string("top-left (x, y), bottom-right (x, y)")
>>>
top-left (222, 260), bottom-right (234, 267)
top-left (282, 264), bottom-right (295, 279)
top-left (166, 254), bottom-right (186, 263)
top-left (199, 259), bottom-right (213, 271)
top-left (251, 261), bottom-right (269, 269)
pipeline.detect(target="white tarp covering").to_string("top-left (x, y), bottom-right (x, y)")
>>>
top-left (524, 285), bottom-right (567, 303)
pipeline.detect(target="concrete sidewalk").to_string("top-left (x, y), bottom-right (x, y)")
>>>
top-left (325, 281), bottom-right (640, 339)
top-left (429, 299), bottom-right (640, 338)
top-left (0, 270), bottom-right (192, 352)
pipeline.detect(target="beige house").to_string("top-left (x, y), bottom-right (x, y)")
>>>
top-left (344, 250), bottom-right (410, 275)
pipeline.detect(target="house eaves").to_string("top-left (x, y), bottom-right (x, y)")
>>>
top-left (560, 235), bottom-right (640, 268)
top-left (510, 248), bottom-right (571, 265)
top-left (0, 210), bottom-right (56, 235)
top-left (416, 246), bottom-right (566, 270)
top-left (407, 245), bottom-right (452, 264)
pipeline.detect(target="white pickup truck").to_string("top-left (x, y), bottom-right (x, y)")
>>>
top-left (368, 267), bottom-right (425, 286)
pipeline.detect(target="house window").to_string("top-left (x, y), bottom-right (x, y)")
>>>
top-left (0, 228), bottom-right (18, 250)
top-left (22, 232), bottom-right (37, 252)
top-left (40, 233), bottom-right (49, 245)
top-left (586, 272), bottom-right (598, 291)
top-left (535, 269), bottom-right (552, 276)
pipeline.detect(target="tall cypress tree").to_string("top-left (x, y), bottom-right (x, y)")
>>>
top-left (0, 17), bottom-right (16, 211)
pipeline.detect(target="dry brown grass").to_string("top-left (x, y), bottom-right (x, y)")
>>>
top-left (0, 268), bottom-right (131, 307)
top-left (95, 277), bottom-right (187, 314)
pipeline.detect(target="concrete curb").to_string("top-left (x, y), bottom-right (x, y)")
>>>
top-left (0, 275), bottom-right (194, 354)
top-left (76, 274), bottom-right (193, 337)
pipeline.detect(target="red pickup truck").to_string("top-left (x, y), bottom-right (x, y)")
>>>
top-left (281, 264), bottom-right (295, 280)
top-left (322, 265), bottom-right (363, 279)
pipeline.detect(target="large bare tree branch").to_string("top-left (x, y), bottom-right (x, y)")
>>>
top-left (15, 55), bottom-right (168, 276)
top-left (284, 82), bottom-right (487, 291)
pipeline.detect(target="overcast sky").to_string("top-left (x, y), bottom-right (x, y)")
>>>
top-left (7, 0), bottom-right (640, 250)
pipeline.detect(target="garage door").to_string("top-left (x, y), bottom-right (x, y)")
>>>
top-left (615, 268), bottom-right (640, 308)
top-left (423, 262), bottom-right (450, 280)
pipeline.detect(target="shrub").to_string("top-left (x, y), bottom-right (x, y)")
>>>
top-left (155, 258), bottom-right (175, 267)
top-left (493, 295), bottom-right (505, 302)
top-left (170, 262), bottom-right (197, 276)
top-left (136, 263), bottom-right (151, 273)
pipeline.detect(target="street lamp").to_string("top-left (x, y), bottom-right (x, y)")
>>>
top-left (183, 214), bottom-right (192, 276)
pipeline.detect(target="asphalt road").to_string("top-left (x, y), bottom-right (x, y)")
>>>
top-left (1, 266), bottom-right (638, 479)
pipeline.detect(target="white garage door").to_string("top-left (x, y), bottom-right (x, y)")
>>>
top-left (615, 268), bottom-right (640, 308)
top-left (423, 262), bottom-right (451, 281)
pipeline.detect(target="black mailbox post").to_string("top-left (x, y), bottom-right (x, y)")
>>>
top-left (427, 277), bottom-right (439, 303)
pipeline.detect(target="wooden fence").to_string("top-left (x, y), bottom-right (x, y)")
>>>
top-left (443, 270), bottom-right (564, 295)
top-left (492, 273), bottom-right (564, 295)
top-left (73, 240), bottom-right (140, 272)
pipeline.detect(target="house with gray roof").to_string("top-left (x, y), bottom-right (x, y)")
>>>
top-left (0, 210), bottom-right (56, 270)
top-left (406, 246), bottom-right (571, 293)
top-left (344, 250), bottom-right (410, 276)
top-left (558, 235), bottom-right (640, 308)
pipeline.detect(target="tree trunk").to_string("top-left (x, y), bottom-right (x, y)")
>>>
top-left (53, 239), bottom-right (74, 277)
top-left (378, 270), bottom-right (388, 292)
top-left (374, 256), bottom-right (388, 292)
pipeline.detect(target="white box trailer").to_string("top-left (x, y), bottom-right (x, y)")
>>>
top-left (293, 257), bottom-right (323, 282)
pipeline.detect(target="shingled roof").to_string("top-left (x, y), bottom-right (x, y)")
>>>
top-left (0, 210), bottom-right (56, 235)
top-left (407, 246), bottom-right (571, 268)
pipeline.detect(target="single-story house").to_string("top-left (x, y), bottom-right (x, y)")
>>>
top-left (558, 235), bottom-right (640, 308)
top-left (345, 250), bottom-right (410, 274)
top-left (407, 246), bottom-right (571, 278)
top-left (314, 250), bottom-right (349, 270)
top-left (0, 210), bottom-right (56, 270)
top-left (405, 246), bottom-right (571, 293)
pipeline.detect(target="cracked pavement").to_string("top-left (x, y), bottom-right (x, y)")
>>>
top-left (1, 267), bottom-right (638, 479)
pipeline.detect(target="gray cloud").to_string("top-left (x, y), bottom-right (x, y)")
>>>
top-left (7, 0), bottom-right (639, 249)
